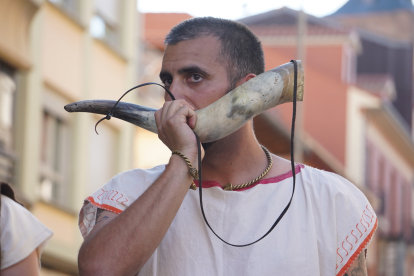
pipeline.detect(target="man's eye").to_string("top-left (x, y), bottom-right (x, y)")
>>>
top-left (189, 74), bottom-right (202, 83)
top-left (163, 79), bottom-right (172, 86)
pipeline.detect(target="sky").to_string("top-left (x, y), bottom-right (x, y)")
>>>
top-left (137, 0), bottom-right (350, 19)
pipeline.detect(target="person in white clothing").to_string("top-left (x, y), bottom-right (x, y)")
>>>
top-left (1, 184), bottom-right (53, 275)
top-left (78, 17), bottom-right (376, 276)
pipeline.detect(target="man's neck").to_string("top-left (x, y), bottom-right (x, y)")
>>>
top-left (201, 122), bottom-right (269, 186)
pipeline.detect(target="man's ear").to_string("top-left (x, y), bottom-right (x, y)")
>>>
top-left (236, 73), bottom-right (257, 86)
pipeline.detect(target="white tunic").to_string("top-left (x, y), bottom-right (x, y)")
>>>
top-left (1, 195), bottom-right (53, 270)
top-left (79, 164), bottom-right (377, 276)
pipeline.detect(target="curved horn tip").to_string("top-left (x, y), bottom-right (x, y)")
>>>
top-left (64, 103), bottom-right (78, 112)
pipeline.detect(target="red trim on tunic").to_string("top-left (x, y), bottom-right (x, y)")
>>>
top-left (86, 196), bottom-right (123, 214)
top-left (193, 164), bottom-right (305, 191)
top-left (337, 219), bottom-right (378, 276)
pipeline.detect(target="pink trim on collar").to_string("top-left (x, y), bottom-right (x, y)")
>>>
top-left (193, 164), bottom-right (305, 192)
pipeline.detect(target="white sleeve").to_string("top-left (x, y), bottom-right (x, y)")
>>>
top-left (1, 195), bottom-right (53, 270)
top-left (303, 167), bottom-right (377, 276)
top-left (329, 172), bottom-right (377, 275)
top-left (78, 165), bottom-right (166, 239)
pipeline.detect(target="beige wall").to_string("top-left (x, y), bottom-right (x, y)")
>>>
top-left (32, 203), bottom-right (82, 266)
top-left (345, 86), bottom-right (381, 186)
top-left (90, 40), bottom-right (128, 100)
top-left (134, 128), bottom-right (170, 169)
top-left (133, 46), bottom-right (170, 169)
top-left (0, 0), bottom-right (38, 69)
top-left (2, 0), bottom-right (139, 274)
top-left (42, 4), bottom-right (83, 100)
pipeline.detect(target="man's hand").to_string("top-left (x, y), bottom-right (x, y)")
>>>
top-left (78, 99), bottom-right (204, 275)
top-left (155, 99), bottom-right (204, 164)
top-left (344, 250), bottom-right (367, 276)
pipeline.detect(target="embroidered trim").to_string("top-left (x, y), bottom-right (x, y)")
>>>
top-left (84, 205), bottom-right (96, 222)
top-left (336, 218), bottom-right (378, 276)
top-left (86, 196), bottom-right (123, 214)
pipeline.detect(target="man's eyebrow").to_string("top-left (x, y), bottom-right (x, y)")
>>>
top-left (159, 71), bottom-right (171, 80)
top-left (178, 66), bottom-right (211, 77)
top-left (159, 65), bottom-right (211, 81)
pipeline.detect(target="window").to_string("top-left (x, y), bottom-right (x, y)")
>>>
top-left (48, 0), bottom-right (80, 20)
top-left (90, 0), bottom-right (121, 49)
top-left (90, 14), bottom-right (118, 45)
top-left (0, 62), bottom-right (16, 185)
top-left (0, 72), bottom-right (15, 149)
top-left (39, 90), bottom-right (71, 207)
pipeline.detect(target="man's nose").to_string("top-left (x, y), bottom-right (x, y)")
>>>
top-left (167, 80), bottom-right (188, 101)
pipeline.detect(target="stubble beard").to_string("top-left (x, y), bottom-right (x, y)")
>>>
top-left (201, 80), bottom-right (236, 152)
top-left (201, 141), bottom-right (215, 151)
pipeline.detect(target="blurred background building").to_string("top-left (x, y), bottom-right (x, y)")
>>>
top-left (2, 0), bottom-right (414, 275)
top-left (0, 0), bottom-right (138, 274)
top-left (140, 1), bottom-right (414, 275)
top-left (239, 3), bottom-right (414, 274)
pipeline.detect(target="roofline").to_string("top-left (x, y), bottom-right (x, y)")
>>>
top-left (256, 31), bottom-right (362, 53)
top-left (258, 34), bottom-right (350, 45)
top-left (238, 7), bottom-right (291, 24)
top-left (330, 2), bottom-right (414, 16)
top-left (383, 101), bottom-right (413, 141)
top-left (354, 74), bottom-right (397, 100)
top-left (238, 7), bottom-right (353, 35)
top-left (356, 28), bottom-right (413, 48)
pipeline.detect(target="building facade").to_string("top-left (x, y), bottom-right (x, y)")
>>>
top-left (239, 6), bottom-right (414, 276)
top-left (138, 6), bottom-right (414, 276)
top-left (0, 0), bottom-right (139, 274)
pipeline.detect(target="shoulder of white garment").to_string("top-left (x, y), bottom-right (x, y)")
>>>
top-left (79, 164), bottom-right (168, 238)
top-left (87, 164), bottom-right (167, 210)
top-left (300, 165), bottom-right (369, 203)
top-left (0, 195), bottom-right (53, 270)
top-left (110, 164), bottom-right (167, 198)
top-left (115, 164), bottom-right (167, 185)
top-left (299, 165), bottom-right (377, 275)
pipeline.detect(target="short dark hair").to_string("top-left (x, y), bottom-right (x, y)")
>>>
top-left (164, 17), bottom-right (265, 90)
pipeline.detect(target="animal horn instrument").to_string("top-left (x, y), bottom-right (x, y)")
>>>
top-left (64, 61), bottom-right (304, 143)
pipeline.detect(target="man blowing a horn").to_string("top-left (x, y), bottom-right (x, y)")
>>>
top-left (77, 17), bottom-right (376, 276)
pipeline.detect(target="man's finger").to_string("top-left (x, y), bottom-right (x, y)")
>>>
top-left (175, 105), bottom-right (197, 129)
top-left (163, 100), bottom-right (195, 121)
top-left (187, 110), bottom-right (197, 129)
top-left (160, 101), bottom-right (172, 124)
top-left (166, 102), bottom-right (184, 120)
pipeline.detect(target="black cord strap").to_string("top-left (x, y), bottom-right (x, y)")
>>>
top-left (194, 60), bottom-right (298, 246)
top-left (95, 82), bottom-right (175, 134)
top-left (96, 60), bottom-right (299, 247)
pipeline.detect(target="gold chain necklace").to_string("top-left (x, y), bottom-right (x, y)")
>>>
top-left (222, 146), bottom-right (273, 191)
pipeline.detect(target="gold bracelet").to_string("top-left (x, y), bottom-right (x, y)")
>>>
top-left (172, 150), bottom-right (198, 190)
